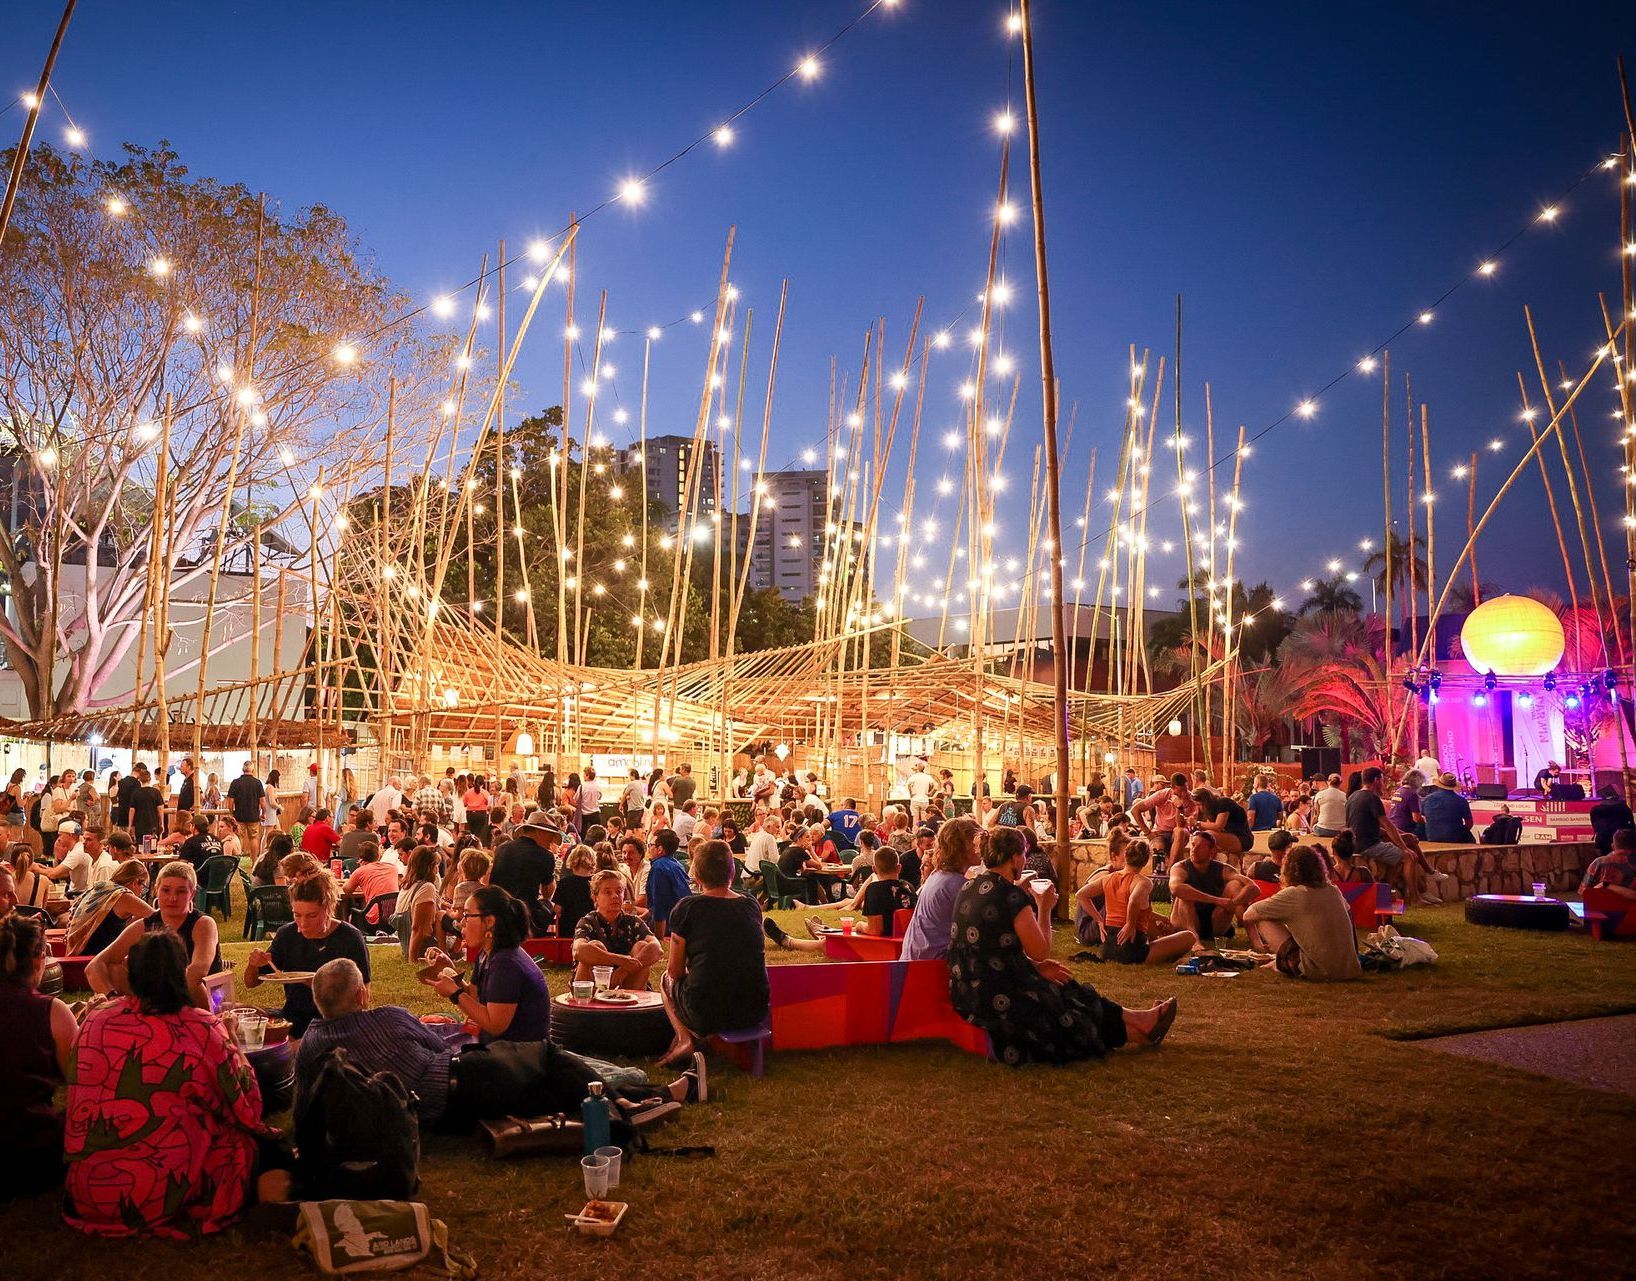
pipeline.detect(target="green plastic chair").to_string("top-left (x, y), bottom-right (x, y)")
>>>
top-left (759, 861), bottom-right (800, 910)
top-left (198, 855), bottom-right (241, 920)
top-left (244, 884), bottom-right (294, 941)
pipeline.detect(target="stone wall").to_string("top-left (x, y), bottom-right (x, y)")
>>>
top-left (1064, 838), bottom-right (1595, 902)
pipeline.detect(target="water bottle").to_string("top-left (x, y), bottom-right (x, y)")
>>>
top-left (581, 1081), bottom-right (612, 1156)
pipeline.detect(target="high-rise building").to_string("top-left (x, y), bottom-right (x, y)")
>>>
top-left (616, 434), bottom-right (719, 526)
top-left (737, 469), bottom-right (833, 601)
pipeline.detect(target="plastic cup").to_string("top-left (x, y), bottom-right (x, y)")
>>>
top-left (570, 979), bottom-right (595, 1002)
top-left (840, 917), bottom-right (855, 934)
top-left (594, 1145), bottom-right (623, 1188)
top-left (581, 1154), bottom-right (611, 1198)
top-left (592, 965), bottom-right (615, 996)
top-left (236, 1011), bottom-right (266, 1051)
top-left (1531, 882), bottom-right (1547, 899)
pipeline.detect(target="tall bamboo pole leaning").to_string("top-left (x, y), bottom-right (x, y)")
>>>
top-left (1381, 351), bottom-right (1394, 763)
top-left (1019, 0), bottom-right (1074, 875)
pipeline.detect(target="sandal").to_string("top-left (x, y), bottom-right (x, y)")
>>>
top-left (1141, 998), bottom-right (1178, 1048)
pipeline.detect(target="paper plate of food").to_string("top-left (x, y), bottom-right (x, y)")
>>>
top-left (257, 971), bottom-right (316, 984)
top-left (594, 990), bottom-right (639, 1005)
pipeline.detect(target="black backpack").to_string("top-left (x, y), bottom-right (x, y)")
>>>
top-left (1481, 814), bottom-right (1522, 845)
top-left (295, 1048), bottom-right (420, 1199)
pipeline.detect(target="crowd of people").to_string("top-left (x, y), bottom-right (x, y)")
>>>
top-left (4, 746), bottom-right (1629, 1239)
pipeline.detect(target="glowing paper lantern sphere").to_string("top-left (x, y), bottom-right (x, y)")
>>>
top-left (1459, 595), bottom-right (1565, 677)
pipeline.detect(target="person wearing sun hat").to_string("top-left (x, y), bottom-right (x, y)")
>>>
top-left (1420, 772), bottom-right (1475, 844)
top-left (489, 810), bottom-right (561, 934)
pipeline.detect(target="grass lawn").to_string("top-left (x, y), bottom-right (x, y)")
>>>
top-left (6, 901), bottom-right (1635, 1280)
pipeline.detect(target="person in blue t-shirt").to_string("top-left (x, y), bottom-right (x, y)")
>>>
top-left (645, 828), bottom-right (694, 937)
top-left (827, 800), bottom-right (862, 852)
top-left (1246, 777), bottom-right (1284, 832)
top-left (1420, 773), bottom-right (1475, 844)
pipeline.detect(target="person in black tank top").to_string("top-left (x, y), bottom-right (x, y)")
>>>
top-left (1166, 831), bottom-right (1257, 942)
top-left (85, 862), bottom-right (224, 1007)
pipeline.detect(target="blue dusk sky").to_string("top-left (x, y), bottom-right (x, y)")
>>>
top-left (6, 0), bottom-right (1635, 611)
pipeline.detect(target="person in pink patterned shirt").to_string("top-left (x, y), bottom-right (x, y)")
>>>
top-left (64, 932), bottom-right (292, 1237)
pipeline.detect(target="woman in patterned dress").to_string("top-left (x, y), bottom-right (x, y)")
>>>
top-left (948, 827), bottom-right (1178, 1066)
top-left (64, 932), bottom-right (291, 1236)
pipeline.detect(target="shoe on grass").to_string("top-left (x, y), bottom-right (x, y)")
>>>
top-left (804, 915), bottom-right (827, 942)
top-left (763, 917), bottom-right (794, 949)
top-left (689, 1050), bottom-right (708, 1103)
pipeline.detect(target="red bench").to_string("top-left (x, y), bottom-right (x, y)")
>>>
top-left (708, 957), bottom-right (991, 1076)
top-left (521, 937), bottom-right (576, 965)
top-left (1252, 879), bottom-right (1401, 931)
top-left (1582, 888), bottom-right (1636, 940)
top-left (819, 908), bottom-right (913, 961)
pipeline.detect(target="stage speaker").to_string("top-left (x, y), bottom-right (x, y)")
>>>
top-left (1549, 783), bottom-right (1585, 802)
top-left (1299, 747), bottom-right (1341, 780)
top-left (1472, 783), bottom-right (1510, 800)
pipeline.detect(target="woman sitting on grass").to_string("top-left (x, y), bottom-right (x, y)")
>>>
top-left (65, 932), bottom-right (293, 1237)
top-left (422, 885), bottom-right (552, 1044)
top-left (573, 869), bottom-right (664, 988)
top-left (87, 860), bottom-right (222, 1006)
top-left (1085, 839), bottom-right (1198, 966)
top-left (1243, 845), bottom-right (1363, 982)
top-left (393, 843), bottom-right (442, 962)
top-left (1329, 832), bottom-right (1373, 885)
top-left (658, 840), bottom-right (769, 1068)
top-left (949, 827), bottom-right (1177, 1066)
top-left (0, 913), bottom-right (78, 1201)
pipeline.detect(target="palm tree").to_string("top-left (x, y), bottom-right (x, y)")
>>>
top-left (1361, 529), bottom-right (1429, 620)
top-left (1298, 574), bottom-right (1363, 616)
top-left (1278, 611), bottom-right (1400, 761)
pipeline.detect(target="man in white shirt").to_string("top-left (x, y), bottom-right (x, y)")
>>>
top-left (85, 828), bottom-right (117, 883)
top-left (40, 769), bottom-right (74, 839)
top-left (905, 761), bottom-right (935, 823)
top-left (1312, 773), bottom-right (1349, 837)
top-left (1413, 751), bottom-right (1441, 787)
top-left (673, 800), bottom-right (698, 843)
top-left (301, 763), bottom-right (321, 811)
top-left (368, 776), bottom-right (404, 829)
top-left (43, 822), bottom-right (93, 893)
top-left (620, 770), bottom-right (646, 823)
top-left (745, 815), bottom-right (782, 872)
top-left (578, 767), bottom-right (603, 829)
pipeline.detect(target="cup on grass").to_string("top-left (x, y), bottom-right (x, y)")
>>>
top-left (840, 916), bottom-right (855, 934)
top-left (581, 1154), bottom-right (611, 1198)
top-left (592, 965), bottom-right (615, 997)
top-left (594, 1145), bottom-right (623, 1188)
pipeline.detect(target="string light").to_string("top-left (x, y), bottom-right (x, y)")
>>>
top-left (713, 125), bottom-right (735, 147)
top-left (618, 178), bottom-right (646, 205)
top-left (797, 55), bottom-right (821, 80)
top-left (993, 110), bottom-right (1016, 135)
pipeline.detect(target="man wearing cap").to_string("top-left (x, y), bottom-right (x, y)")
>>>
top-left (1420, 773), bottom-right (1475, 844)
top-left (43, 822), bottom-right (93, 893)
top-left (491, 810), bottom-right (561, 934)
top-left (301, 762), bottom-right (320, 811)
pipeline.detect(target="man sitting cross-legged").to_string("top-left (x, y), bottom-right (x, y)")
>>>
top-left (1166, 830), bottom-right (1258, 945)
top-left (573, 869), bottom-right (664, 990)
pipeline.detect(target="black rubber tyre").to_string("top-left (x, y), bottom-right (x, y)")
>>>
top-left (550, 998), bottom-right (674, 1058)
top-left (1464, 896), bottom-right (1569, 932)
top-left (250, 1039), bottom-right (297, 1114)
top-left (39, 960), bottom-right (64, 998)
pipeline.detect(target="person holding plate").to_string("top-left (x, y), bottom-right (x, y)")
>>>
top-left (243, 874), bottom-right (371, 1037)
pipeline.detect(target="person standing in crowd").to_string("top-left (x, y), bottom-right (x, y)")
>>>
top-left (489, 811), bottom-right (561, 935)
top-left (175, 757), bottom-right (198, 826)
top-left (227, 761), bottom-right (267, 861)
top-left (668, 762), bottom-right (697, 809)
top-left (128, 764), bottom-right (165, 846)
top-left (621, 769), bottom-right (647, 830)
top-left (578, 766), bottom-right (603, 833)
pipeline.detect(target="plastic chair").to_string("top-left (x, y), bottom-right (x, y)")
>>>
top-left (198, 855), bottom-right (241, 920)
top-left (357, 891), bottom-right (399, 934)
top-left (244, 885), bottom-right (294, 941)
top-left (759, 862), bottom-right (800, 910)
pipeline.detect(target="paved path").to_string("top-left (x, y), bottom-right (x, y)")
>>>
top-left (1421, 1014), bottom-right (1636, 1098)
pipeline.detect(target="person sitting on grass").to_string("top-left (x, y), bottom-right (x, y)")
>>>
top-left (1086, 839), bottom-right (1198, 966)
top-left (392, 844), bottom-right (442, 963)
top-left (854, 844), bottom-right (917, 936)
top-left (1243, 845), bottom-right (1364, 981)
top-left (900, 816), bottom-right (984, 962)
top-left (573, 869), bottom-right (664, 989)
top-left (1167, 830), bottom-right (1258, 945)
top-left (1581, 828), bottom-right (1636, 901)
top-left (1329, 831), bottom-right (1372, 884)
top-left (0, 912), bottom-right (78, 1201)
top-left (658, 840), bottom-right (770, 1070)
top-left (1248, 829), bottom-right (1296, 882)
top-left (298, 959), bottom-right (701, 1135)
top-left (244, 872), bottom-right (372, 1038)
top-left (420, 886), bottom-right (552, 1045)
top-left (1073, 828), bottom-right (1131, 948)
top-left (552, 843), bottom-right (597, 937)
top-left (949, 826), bottom-right (1178, 1066)
top-left (65, 931), bottom-right (294, 1236)
top-left (87, 860), bottom-right (222, 1006)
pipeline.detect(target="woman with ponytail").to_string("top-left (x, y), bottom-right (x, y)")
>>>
top-left (422, 885), bottom-right (551, 1043)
